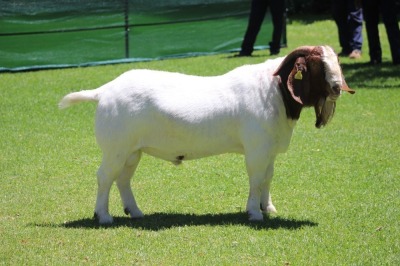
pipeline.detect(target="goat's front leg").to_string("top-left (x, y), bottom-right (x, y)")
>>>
top-left (245, 152), bottom-right (276, 221)
top-left (260, 162), bottom-right (277, 214)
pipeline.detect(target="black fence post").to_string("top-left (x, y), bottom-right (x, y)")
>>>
top-left (124, 0), bottom-right (130, 58)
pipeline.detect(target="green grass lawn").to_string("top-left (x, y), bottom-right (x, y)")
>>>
top-left (1, 17), bottom-right (399, 265)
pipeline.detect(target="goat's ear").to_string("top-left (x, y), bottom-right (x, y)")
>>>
top-left (286, 57), bottom-right (309, 104)
top-left (273, 46), bottom-right (315, 104)
top-left (274, 46), bottom-right (314, 76)
top-left (341, 74), bottom-right (356, 94)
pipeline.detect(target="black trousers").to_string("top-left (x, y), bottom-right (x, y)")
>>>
top-left (240, 0), bottom-right (285, 55)
top-left (332, 0), bottom-right (363, 53)
top-left (362, 0), bottom-right (400, 63)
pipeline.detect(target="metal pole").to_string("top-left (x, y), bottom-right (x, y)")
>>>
top-left (124, 0), bottom-right (129, 58)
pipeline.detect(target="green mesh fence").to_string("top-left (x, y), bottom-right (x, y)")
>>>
top-left (0, 0), bottom-right (287, 72)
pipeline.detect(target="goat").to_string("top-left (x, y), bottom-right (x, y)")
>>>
top-left (59, 45), bottom-right (355, 224)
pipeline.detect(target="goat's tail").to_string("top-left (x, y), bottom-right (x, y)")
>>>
top-left (58, 86), bottom-right (105, 109)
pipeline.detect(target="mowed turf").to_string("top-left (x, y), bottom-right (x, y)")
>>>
top-left (0, 17), bottom-right (399, 265)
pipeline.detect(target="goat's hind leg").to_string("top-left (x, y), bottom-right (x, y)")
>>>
top-left (95, 156), bottom-right (124, 224)
top-left (116, 151), bottom-right (144, 219)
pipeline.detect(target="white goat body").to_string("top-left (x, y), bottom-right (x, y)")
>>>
top-left (61, 59), bottom-right (292, 160)
top-left (59, 46), bottom-right (353, 224)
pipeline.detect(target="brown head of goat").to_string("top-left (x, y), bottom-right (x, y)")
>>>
top-left (274, 45), bottom-right (355, 128)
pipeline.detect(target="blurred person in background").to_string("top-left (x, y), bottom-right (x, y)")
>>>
top-left (362, 0), bottom-right (400, 64)
top-left (332, 0), bottom-right (363, 59)
top-left (237, 0), bottom-right (285, 56)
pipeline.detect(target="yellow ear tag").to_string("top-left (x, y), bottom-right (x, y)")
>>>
top-left (294, 70), bottom-right (303, 80)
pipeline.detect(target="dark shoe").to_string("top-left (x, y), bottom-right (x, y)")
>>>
top-left (269, 42), bottom-right (280, 56)
top-left (369, 58), bottom-right (382, 65)
top-left (270, 49), bottom-right (280, 56)
top-left (234, 51), bottom-right (252, 57)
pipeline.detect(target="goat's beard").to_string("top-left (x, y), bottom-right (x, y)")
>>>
top-left (315, 97), bottom-right (336, 128)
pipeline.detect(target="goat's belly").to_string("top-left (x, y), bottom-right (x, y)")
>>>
top-left (136, 118), bottom-right (243, 163)
top-left (140, 138), bottom-right (243, 164)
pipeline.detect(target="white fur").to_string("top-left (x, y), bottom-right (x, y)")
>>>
top-left (321, 46), bottom-right (344, 90)
top-left (59, 57), bottom-right (303, 224)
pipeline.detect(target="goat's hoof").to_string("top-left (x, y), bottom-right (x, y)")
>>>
top-left (247, 210), bottom-right (264, 222)
top-left (261, 204), bottom-right (277, 214)
top-left (94, 212), bottom-right (113, 225)
top-left (131, 210), bottom-right (144, 219)
top-left (124, 207), bottom-right (144, 219)
top-left (266, 205), bottom-right (277, 214)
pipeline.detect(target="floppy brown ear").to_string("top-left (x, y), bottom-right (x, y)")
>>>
top-left (341, 74), bottom-right (356, 94)
top-left (274, 46), bottom-right (315, 104)
top-left (286, 57), bottom-right (310, 104)
top-left (274, 46), bottom-right (314, 79)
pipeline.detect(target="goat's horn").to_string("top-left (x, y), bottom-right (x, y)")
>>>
top-left (273, 46), bottom-right (315, 76)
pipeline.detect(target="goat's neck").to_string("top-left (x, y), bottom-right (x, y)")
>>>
top-left (278, 80), bottom-right (303, 120)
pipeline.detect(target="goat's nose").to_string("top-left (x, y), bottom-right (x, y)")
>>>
top-left (332, 85), bottom-right (341, 95)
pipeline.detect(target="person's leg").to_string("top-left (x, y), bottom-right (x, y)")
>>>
top-left (347, 0), bottom-right (363, 58)
top-left (240, 0), bottom-right (268, 55)
top-left (362, 0), bottom-right (382, 63)
top-left (269, 0), bottom-right (285, 55)
top-left (381, 0), bottom-right (400, 64)
top-left (333, 0), bottom-right (351, 55)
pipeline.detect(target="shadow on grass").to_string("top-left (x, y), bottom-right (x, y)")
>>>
top-left (35, 212), bottom-right (318, 231)
top-left (341, 62), bottom-right (400, 89)
top-left (287, 14), bottom-right (332, 25)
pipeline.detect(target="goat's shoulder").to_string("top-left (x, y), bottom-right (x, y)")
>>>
top-left (225, 57), bottom-right (284, 79)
